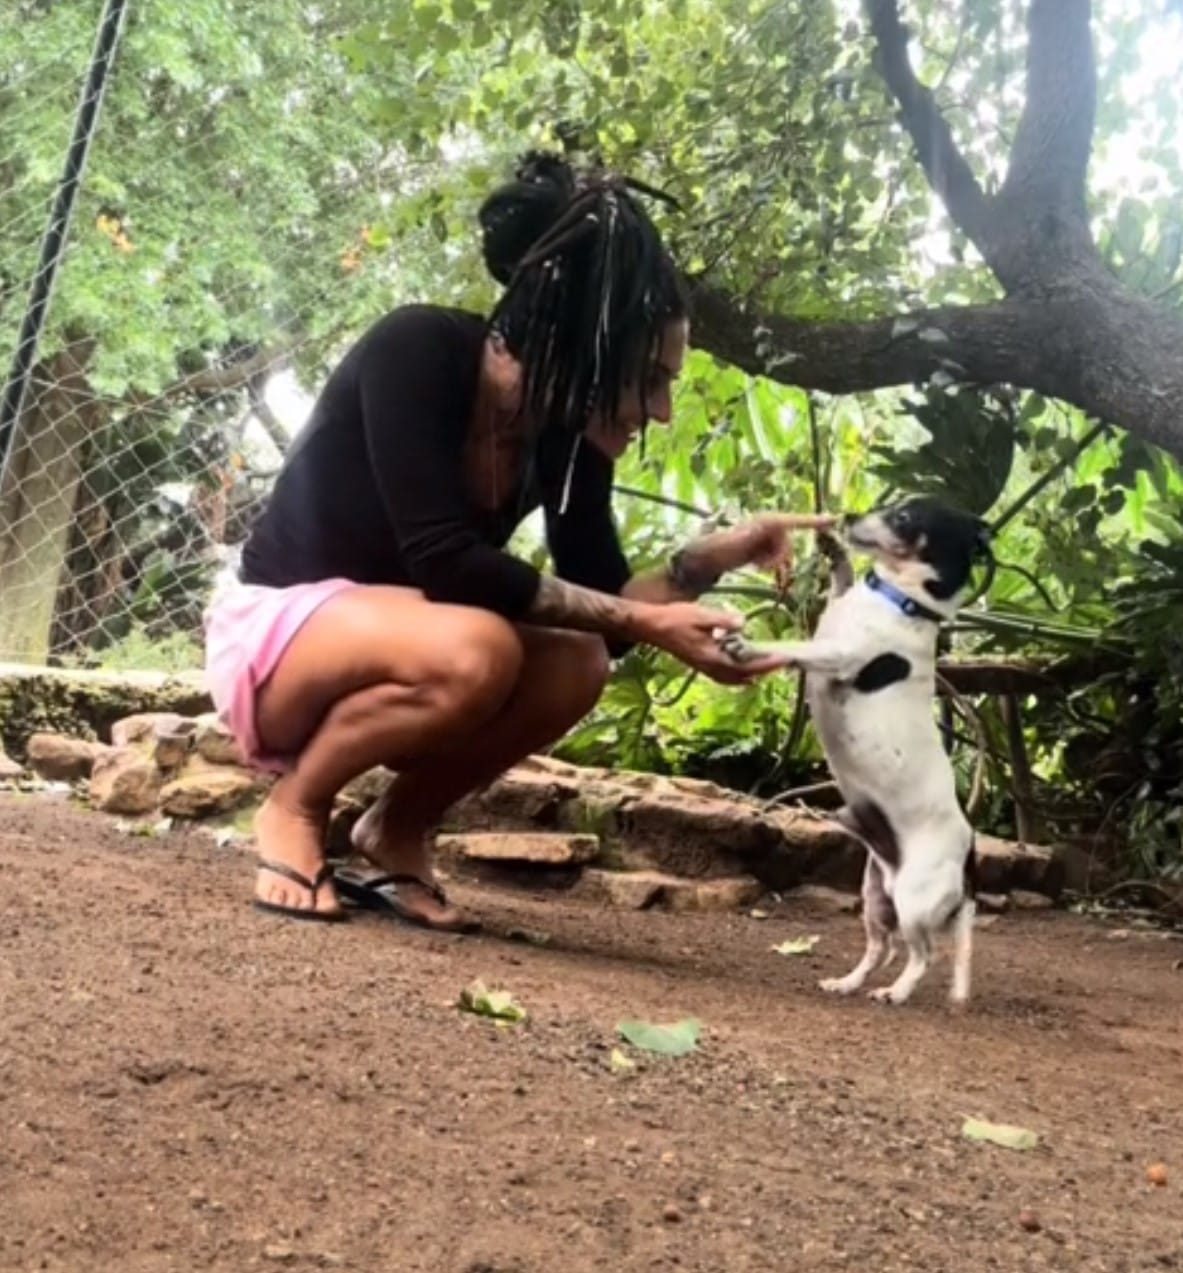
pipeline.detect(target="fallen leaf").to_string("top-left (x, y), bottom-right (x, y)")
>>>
top-left (961, 1118), bottom-right (1039, 1151)
top-left (457, 980), bottom-right (527, 1024)
top-left (609, 1048), bottom-right (636, 1073)
top-left (617, 1018), bottom-right (701, 1057)
top-left (771, 935), bottom-right (820, 956)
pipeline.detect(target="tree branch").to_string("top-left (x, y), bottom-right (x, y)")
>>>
top-left (248, 381), bottom-right (290, 457)
top-left (1001, 0), bottom-right (1096, 222)
top-left (691, 283), bottom-right (1036, 393)
top-left (126, 345), bottom-right (290, 410)
top-left (863, 0), bottom-right (997, 265)
top-left (689, 279), bottom-right (1183, 457)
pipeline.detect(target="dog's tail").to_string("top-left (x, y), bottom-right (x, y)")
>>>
top-left (949, 835), bottom-right (978, 1005)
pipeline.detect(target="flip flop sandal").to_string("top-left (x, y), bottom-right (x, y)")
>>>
top-left (253, 859), bottom-right (348, 923)
top-left (333, 869), bottom-right (481, 934)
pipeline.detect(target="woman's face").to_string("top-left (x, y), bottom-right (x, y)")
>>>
top-left (584, 317), bottom-right (689, 460)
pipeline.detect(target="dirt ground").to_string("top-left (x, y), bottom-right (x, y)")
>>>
top-left (1, 793), bottom-right (1181, 1273)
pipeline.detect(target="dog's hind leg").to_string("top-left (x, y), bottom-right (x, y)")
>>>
top-left (948, 896), bottom-right (975, 1005)
top-left (819, 856), bottom-right (897, 996)
top-left (869, 923), bottom-right (933, 1006)
top-left (949, 836), bottom-right (977, 1005)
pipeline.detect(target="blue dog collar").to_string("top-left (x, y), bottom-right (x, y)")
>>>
top-left (864, 571), bottom-right (945, 624)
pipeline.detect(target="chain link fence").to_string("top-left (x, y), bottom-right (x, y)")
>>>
top-left (0, 0), bottom-right (449, 672)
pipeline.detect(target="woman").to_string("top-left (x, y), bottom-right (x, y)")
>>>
top-left (204, 152), bottom-right (832, 931)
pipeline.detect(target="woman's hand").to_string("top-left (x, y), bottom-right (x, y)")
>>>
top-left (630, 602), bottom-right (794, 685)
top-left (684, 513), bottom-right (837, 582)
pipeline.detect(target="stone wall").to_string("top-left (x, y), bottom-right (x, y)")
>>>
top-left (2, 699), bottom-right (1100, 910)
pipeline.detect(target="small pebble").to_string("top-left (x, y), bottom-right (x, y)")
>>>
top-left (1018, 1208), bottom-right (1041, 1233)
top-left (662, 1203), bottom-right (683, 1224)
top-left (1147, 1163), bottom-right (1168, 1187)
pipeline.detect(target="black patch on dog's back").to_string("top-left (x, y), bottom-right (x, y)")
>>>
top-left (853, 653), bottom-right (911, 693)
top-left (841, 799), bottom-right (900, 869)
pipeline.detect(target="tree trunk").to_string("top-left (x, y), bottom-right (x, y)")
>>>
top-left (50, 466), bottom-right (129, 661)
top-left (0, 341), bottom-right (99, 664)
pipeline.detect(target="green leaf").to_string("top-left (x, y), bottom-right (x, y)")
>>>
top-left (961, 1118), bottom-right (1040, 1151)
top-left (616, 1017), bottom-right (702, 1056)
top-left (771, 935), bottom-right (820, 956)
top-left (458, 980), bottom-right (527, 1024)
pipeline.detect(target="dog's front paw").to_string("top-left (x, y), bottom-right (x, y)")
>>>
top-left (819, 975), bottom-right (863, 996)
top-left (816, 529), bottom-right (845, 560)
top-left (868, 985), bottom-right (912, 1007)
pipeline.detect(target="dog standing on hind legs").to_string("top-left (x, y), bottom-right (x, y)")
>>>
top-left (724, 496), bottom-right (992, 1006)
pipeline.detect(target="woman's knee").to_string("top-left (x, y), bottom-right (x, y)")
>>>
top-left (426, 609), bottom-right (524, 723)
top-left (529, 630), bottom-right (612, 722)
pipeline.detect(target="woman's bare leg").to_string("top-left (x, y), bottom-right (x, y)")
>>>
top-left (250, 585), bottom-right (524, 917)
top-left (350, 627), bottom-right (610, 920)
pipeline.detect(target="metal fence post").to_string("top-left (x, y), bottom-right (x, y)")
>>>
top-left (0, 0), bottom-right (131, 490)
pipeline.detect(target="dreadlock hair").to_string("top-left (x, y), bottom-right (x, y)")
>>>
top-left (478, 151), bottom-right (688, 442)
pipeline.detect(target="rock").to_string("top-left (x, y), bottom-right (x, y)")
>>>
top-left (579, 868), bottom-right (762, 914)
top-left (975, 835), bottom-right (1056, 895)
top-left (0, 664), bottom-right (210, 763)
top-left (579, 869), bottom-right (665, 910)
top-left (153, 724), bottom-right (194, 773)
top-left (1011, 889), bottom-right (1056, 911)
top-left (160, 763), bottom-right (265, 819)
top-left (89, 748), bottom-right (163, 815)
top-left (789, 884), bottom-right (860, 914)
top-left (435, 831), bottom-right (600, 867)
top-left (193, 713), bottom-right (246, 767)
top-left (111, 712), bottom-right (194, 749)
top-left (614, 792), bottom-right (775, 879)
top-left (976, 892), bottom-right (1011, 914)
top-left (663, 874), bottom-right (764, 914)
top-left (26, 732), bottom-right (110, 782)
top-left (516, 753), bottom-right (588, 779)
top-left (1050, 840), bottom-right (1112, 895)
top-left (555, 791), bottom-right (624, 844)
top-left (763, 808), bottom-right (862, 891)
top-left (452, 767), bottom-right (581, 830)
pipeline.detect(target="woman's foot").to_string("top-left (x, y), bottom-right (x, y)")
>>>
top-left (253, 782), bottom-right (344, 920)
top-left (348, 798), bottom-right (478, 932)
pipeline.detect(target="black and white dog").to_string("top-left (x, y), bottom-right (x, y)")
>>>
top-left (725, 496), bottom-right (992, 1006)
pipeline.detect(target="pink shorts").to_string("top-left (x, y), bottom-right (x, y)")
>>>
top-left (203, 574), bottom-right (358, 773)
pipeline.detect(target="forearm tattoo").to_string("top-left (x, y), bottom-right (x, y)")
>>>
top-left (526, 574), bottom-right (641, 638)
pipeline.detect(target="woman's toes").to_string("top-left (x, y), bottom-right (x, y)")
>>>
top-left (252, 791), bottom-right (340, 916)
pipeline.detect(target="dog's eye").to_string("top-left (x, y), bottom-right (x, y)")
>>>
top-left (894, 508), bottom-right (912, 528)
